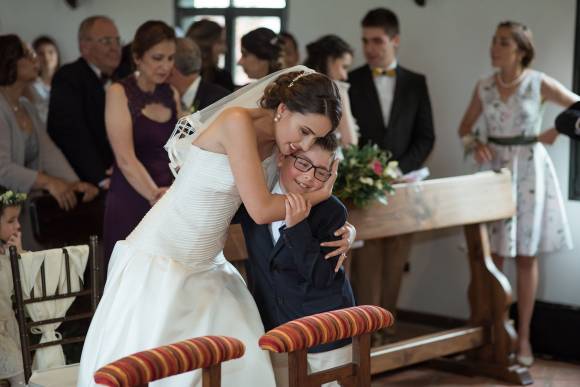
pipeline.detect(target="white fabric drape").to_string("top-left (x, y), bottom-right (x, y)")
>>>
top-left (17, 245), bottom-right (89, 370)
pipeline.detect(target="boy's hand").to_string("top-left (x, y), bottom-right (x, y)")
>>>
top-left (285, 193), bottom-right (311, 228)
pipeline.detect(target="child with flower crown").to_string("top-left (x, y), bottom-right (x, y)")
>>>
top-left (0, 187), bottom-right (26, 386)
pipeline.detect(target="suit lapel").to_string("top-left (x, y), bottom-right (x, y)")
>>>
top-left (192, 79), bottom-right (205, 112)
top-left (387, 66), bottom-right (405, 129)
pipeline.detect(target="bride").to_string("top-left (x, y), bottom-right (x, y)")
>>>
top-left (77, 66), bottom-right (344, 386)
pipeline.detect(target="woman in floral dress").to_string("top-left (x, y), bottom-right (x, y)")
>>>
top-left (457, 21), bottom-right (578, 366)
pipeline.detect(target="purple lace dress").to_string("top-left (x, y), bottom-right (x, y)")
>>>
top-left (103, 76), bottom-right (177, 262)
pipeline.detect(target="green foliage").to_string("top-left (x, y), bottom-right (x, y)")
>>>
top-left (334, 144), bottom-right (399, 208)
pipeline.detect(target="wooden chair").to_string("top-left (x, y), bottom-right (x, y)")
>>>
top-left (9, 235), bottom-right (101, 386)
top-left (93, 336), bottom-right (245, 387)
top-left (259, 305), bottom-right (394, 387)
top-left (28, 191), bottom-right (106, 248)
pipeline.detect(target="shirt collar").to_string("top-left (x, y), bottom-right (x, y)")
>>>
top-left (86, 61), bottom-right (102, 79)
top-left (182, 76), bottom-right (202, 110)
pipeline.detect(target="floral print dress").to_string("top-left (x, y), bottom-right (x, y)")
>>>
top-left (478, 69), bottom-right (573, 257)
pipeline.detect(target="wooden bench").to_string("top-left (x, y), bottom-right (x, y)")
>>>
top-left (222, 170), bottom-right (532, 385)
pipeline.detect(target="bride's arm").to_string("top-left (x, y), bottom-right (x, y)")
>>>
top-left (222, 108), bottom-right (335, 224)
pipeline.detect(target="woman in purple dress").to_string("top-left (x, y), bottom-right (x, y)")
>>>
top-left (103, 21), bottom-right (180, 262)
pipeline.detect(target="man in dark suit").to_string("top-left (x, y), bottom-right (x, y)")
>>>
top-left (555, 101), bottom-right (580, 141)
top-left (234, 136), bottom-right (355, 387)
top-left (168, 37), bottom-right (230, 115)
top-left (348, 8), bottom-right (435, 343)
top-left (47, 16), bottom-right (121, 188)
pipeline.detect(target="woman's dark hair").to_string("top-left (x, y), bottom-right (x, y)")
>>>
top-left (241, 28), bottom-right (283, 74)
top-left (131, 20), bottom-right (176, 60)
top-left (304, 35), bottom-right (353, 76)
top-left (362, 8), bottom-right (400, 38)
top-left (186, 19), bottom-right (224, 82)
top-left (498, 21), bottom-right (535, 68)
top-left (32, 35), bottom-right (61, 68)
top-left (0, 34), bottom-right (25, 86)
top-left (279, 32), bottom-right (298, 53)
top-left (260, 71), bottom-right (342, 132)
top-left (186, 19), bottom-right (222, 66)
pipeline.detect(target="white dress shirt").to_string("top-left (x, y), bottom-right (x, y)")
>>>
top-left (87, 62), bottom-right (111, 89)
top-left (269, 181), bottom-right (286, 245)
top-left (181, 76), bottom-right (202, 112)
top-left (373, 60), bottom-right (398, 126)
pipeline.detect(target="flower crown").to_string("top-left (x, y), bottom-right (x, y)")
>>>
top-left (0, 190), bottom-right (27, 208)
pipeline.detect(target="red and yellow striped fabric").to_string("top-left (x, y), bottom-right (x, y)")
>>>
top-left (94, 336), bottom-right (245, 386)
top-left (259, 305), bottom-right (394, 353)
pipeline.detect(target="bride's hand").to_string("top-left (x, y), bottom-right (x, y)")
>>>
top-left (320, 221), bottom-right (356, 272)
top-left (321, 159), bottom-right (339, 198)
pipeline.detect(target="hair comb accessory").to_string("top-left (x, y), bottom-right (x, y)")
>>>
top-left (288, 70), bottom-right (315, 88)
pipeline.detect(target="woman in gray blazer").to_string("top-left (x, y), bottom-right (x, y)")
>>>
top-left (0, 34), bottom-right (98, 210)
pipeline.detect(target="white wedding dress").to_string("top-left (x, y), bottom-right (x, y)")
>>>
top-left (77, 144), bottom-right (278, 386)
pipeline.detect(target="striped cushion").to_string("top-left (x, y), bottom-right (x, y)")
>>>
top-left (94, 336), bottom-right (245, 386)
top-left (259, 305), bottom-right (394, 353)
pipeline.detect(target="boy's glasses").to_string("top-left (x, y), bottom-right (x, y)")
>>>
top-left (290, 155), bottom-right (332, 182)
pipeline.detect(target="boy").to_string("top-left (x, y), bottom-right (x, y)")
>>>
top-left (235, 135), bottom-right (355, 387)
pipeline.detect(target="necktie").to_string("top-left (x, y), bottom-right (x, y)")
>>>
top-left (372, 67), bottom-right (396, 77)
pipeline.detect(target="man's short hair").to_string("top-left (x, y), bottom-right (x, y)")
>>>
top-left (78, 15), bottom-right (114, 42)
top-left (362, 8), bottom-right (399, 38)
top-left (174, 37), bottom-right (202, 76)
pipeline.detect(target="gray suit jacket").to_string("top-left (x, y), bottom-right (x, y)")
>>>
top-left (0, 94), bottom-right (78, 193)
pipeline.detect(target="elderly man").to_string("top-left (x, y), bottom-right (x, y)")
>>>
top-left (168, 37), bottom-right (229, 115)
top-left (47, 15), bottom-right (121, 188)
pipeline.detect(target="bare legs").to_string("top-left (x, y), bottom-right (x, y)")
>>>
top-left (492, 254), bottom-right (537, 361)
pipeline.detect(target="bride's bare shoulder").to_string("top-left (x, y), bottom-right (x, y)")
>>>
top-left (216, 107), bottom-right (254, 134)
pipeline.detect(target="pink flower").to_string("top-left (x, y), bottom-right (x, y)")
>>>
top-left (371, 159), bottom-right (383, 176)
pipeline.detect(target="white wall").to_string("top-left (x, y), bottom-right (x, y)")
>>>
top-left (0, 0), bottom-right (173, 62)
top-left (1, 0), bottom-right (578, 317)
top-left (289, 0), bottom-right (580, 317)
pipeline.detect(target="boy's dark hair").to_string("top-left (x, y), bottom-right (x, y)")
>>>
top-left (313, 133), bottom-right (339, 154)
top-left (362, 8), bottom-right (400, 38)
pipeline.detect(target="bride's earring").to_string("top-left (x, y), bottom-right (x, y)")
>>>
top-left (274, 113), bottom-right (281, 123)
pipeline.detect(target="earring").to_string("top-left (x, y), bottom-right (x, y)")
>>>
top-left (274, 113), bottom-right (281, 123)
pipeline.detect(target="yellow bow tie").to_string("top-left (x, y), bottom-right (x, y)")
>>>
top-left (373, 67), bottom-right (396, 77)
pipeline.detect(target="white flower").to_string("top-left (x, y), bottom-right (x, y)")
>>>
top-left (359, 177), bottom-right (374, 186)
top-left (383, 161), bottom-right (400, 179)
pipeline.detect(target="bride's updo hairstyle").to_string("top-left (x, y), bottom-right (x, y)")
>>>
top-left (260, 71), bottom-right (342, 132)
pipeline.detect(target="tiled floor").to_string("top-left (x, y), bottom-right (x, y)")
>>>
top-left (371, 358), bottom-right (580, 386)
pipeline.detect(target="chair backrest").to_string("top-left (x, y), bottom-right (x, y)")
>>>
top-left (259, 305), bottom-right (394, 387)
top-left (9, 235), bottom-right (101, 382)
top-left (29, 192), bottom-right (105, 247)
top-left (94, 336), bottom-right (245, 387)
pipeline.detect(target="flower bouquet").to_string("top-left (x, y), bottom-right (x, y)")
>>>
top-left (334, 144), bottom-right (400, 208)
